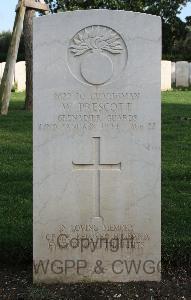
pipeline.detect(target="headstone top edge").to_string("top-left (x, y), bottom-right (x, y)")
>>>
top-left (162, 60), bottom-right (171, 63)
top-left (176, 61), bottom-right (189, 63)
top-left (33, 9), bottom-right (161, 24)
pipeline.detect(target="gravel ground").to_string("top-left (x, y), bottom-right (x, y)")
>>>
top-left (0, 266), bottom-right (190, 300)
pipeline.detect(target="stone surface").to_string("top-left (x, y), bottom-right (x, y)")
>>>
top-left (0, 62), bottom-right (6, 84)
top-left (0, 62), bottom-right (5, 81)
top-left (0, 62), bottom-right (15, 86)
top-left (189, 63), bottom-right (191, 86)
top-left (176, 61), bottom-right (189, 87)
top-left (161, 60), bottom-right (171, 91)
top-left (33, 10), bottom-right (161, 283)
top-left (14, 61), bottom-right (26, 91)
top-left (171, 62), bottom-right (176, 85)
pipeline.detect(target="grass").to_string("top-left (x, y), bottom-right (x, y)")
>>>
top-left (0, 93), bottom-right (32, 264)
top-left (161, 91), bottom-right (191, 266)
top-left (0, 91), bottom-right (190, 266)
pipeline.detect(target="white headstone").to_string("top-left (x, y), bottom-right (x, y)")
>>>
top-left (0, 62), bottom-right (15, 86)
top-left (15, 61), bottom-right (26, 91)
top-left (33, 10), bottom-right (161, 283)
top-left (176, 61), bottom-right (189, 87)
top-left (161, 60), bottom-right (171, 91)
top-left (0, 62), bottom-right (6, 82)
top-left (171, 62), bottom-right (176, 85)
top-left (189, 63), bottom-right (191, 86)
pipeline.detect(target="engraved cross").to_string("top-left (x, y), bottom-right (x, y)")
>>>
top-left (72, 137), bottom-right (121, 218)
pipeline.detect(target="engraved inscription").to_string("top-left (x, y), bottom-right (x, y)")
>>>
top-left (37, 90), bottom-right (159, 135)
top-left (45, 224), bottom-right (150, 253)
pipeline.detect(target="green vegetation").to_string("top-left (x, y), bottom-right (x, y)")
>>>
top-left (162, 91), bottom-right (191, 266)
top-left (0, 31), bottom-right (25, 62)
top-left (0, 91), bottom-right (190, 266)
top-left (0, 93), bottom-right (32, 264)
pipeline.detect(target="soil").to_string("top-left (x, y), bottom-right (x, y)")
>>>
top-left (0, 266), bottom-right (190, 300)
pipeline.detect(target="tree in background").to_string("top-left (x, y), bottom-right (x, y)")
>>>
top-left (23, 9), bottom-right (35, 111)
top-left (0, 14), bottom-right (35, 112)
top-left (171, 17), bottom-right (191, 61)
top-left (0, 31), bottom-right (25, 63)
top-left (45, 0), bottom-right (191, 61)
top-left (0, 32), bottom-right (12, 63)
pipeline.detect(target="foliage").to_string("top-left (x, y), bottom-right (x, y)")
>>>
top-left (0, 31), bottom-right (25, 62)
top-left (162, 18), bottom-right (191, 61)
top-left (171, 32), bottom-right (191, 61)
top-left (45, 0), bottom-right (191, 61)
top-left (0, 31), bottom-right (11, 62)
top-left (45, 0), bottom-right (189, 17)
top-left (186, 16), bottom-right (191, 25)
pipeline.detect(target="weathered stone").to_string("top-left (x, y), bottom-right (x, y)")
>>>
top-left (0, 62), bottom-right (6, 82)
top-left (171, 62), bottom-right (176, 85)
top-left (176, 61), bottom-right (189, 87)
top-left (0, 62), bottom-right (15, 86)
top-left (33, 10), bottom-right (161, 283)
top-left (161, 60), bottom-right (171, 91)
top-left (14, 61), bottom-right (26, 91)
